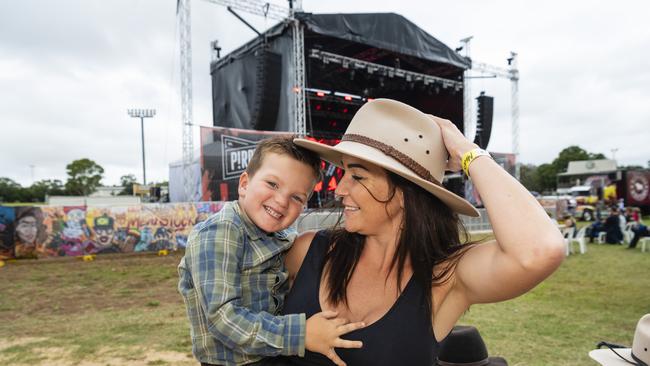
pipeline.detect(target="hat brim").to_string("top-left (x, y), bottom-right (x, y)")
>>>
top-left (589, 348), bottom-right (633, 366)
top-left (487, 356), bottom-right (509, 366)
top-left (436, 357), bottom-right (508, 366)
top-left (295, 138), bottom-right (479, 217)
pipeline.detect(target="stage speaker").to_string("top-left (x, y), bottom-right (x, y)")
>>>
top-left (474, 92), bottom-right (494, 149)
top-left (251, 50), bottom-right (282, 131)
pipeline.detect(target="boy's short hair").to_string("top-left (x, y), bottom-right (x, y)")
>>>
top-left (246, 135), bottom-right (322, 182)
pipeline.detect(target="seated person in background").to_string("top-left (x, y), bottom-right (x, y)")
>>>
top-left (625, 207), bottom-right (640, 227)
top-left (587, 218), bottom-right (606, 243)
top-left (627, 222), bottom-right (649, 249)
top-left (562, 214), bottom-right (577, 238)
top-left (604, 207), bottom-right (624, 244)
top-left (618, 208), bottom-right (627, 234)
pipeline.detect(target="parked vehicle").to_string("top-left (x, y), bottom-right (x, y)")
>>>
top-left (568, 185), bottom-right (599, 221)
top-left (615, 170), bottom-right (650, 214)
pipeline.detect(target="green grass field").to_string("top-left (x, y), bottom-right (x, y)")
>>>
top-left (1, 240), bottom-right (649, 365)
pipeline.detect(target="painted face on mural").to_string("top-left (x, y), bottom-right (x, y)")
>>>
top-left (152, 227), bottom-right (171, 250)
top-left (93, 215), bottom-right (115, 248)
top-left (94, 227), bottom-right (114, 247)
top-left (67, 209), bottom-right (85, 223)
top-left (16, 215), bottom-right (38, 244)
top-left (63, 209), bottom-right (86, 239)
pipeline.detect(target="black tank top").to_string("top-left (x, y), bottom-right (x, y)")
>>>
top-left (274, 231), bottom-right (438, 366)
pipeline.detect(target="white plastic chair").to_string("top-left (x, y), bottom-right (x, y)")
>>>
top-left (623, 222), bottom-right (635, 245)
top-left (639, 237), bottom-right (650, 253)
top-left (569, 226), bottom-right (587, 254)
top-left (597, 231), bottom-right (606, 244)
top-left (563, 227), bottom-right (576, 256)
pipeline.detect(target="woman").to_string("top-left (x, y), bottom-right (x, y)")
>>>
top-left (562, 214), bottom-right (577, 238)
top-left (271, 99), bottom-right (564, 366)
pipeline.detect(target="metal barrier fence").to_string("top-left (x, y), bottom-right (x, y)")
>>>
top-left (296, 208), bottom-right (492, 233)
top-left (460, 208), bottom-right (492, 232)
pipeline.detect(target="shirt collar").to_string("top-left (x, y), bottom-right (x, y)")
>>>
top-left (234, 201), bottom-right (295, 242)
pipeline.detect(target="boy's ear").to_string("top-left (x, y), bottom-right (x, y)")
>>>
top-left (238, 172), bottom-right (249, 198)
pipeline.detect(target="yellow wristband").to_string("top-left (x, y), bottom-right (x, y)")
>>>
top-left (461, 148), bottom-right (491, 176)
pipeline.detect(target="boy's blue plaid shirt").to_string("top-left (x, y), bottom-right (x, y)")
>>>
top-left (178, 201), bottom-right (305, 366)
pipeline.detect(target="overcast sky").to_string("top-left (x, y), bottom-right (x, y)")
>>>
top-left (1, 0), bottom-right (649, 187)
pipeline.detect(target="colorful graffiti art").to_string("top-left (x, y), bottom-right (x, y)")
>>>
top-left (0, 206), bottom-right (16, 259)
top-left (13, 207), bottom-right (49, 259)
top-left (0, 202), bottom-right (225, 260)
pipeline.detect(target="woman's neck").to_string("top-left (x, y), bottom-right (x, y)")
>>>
top-left (362, 229), bottom-right (410, 275)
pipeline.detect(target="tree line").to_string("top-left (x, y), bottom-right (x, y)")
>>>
top-left (0, 158), bottom-right (161, 203)
top-left (519, 145), bottom-right (607, 194)
top-left (1, 146), bottom-right (641, 203)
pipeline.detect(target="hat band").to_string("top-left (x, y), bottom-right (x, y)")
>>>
top-left (342, 134), bottom-right (440, 186)
top-left (437, 359), bottom-right (490, 366)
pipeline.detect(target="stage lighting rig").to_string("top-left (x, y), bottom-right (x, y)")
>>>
top-left (308, 49), bottom-right (462, 90)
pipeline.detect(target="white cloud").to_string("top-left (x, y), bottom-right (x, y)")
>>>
top-left (1, 0), bottom-right (649, 188)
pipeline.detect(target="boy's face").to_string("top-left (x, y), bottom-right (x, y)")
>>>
top-left (238, 152), bottom-right (316, 233)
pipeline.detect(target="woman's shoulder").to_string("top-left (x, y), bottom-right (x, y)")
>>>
top-left (285, 230), bottom-right (327, 278)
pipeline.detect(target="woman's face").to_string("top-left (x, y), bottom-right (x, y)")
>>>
top-left (16, 215), bottom-right (38, 244)
top-left (335, 155), bottom-right (403, 238)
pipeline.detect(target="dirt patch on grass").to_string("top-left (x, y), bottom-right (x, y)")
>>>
top-left (0, 337), bottom-right (48, 351)
top-left (0, 338), bottom-right (195, 366)
top-left (2, 252), bottom-right (195, 366)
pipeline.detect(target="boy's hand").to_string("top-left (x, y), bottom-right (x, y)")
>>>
top-left (305, 310), bottom-right (365, 366)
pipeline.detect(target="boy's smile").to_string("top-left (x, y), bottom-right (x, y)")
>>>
top-left (238, 152), bottom-right (316, 233)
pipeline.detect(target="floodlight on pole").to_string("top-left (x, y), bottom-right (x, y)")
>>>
top-left (127, 108), bottom-right (156, 186)
top-left (611, 148), bottom-right (619, 162)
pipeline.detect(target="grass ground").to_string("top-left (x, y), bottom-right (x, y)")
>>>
top-left (1, 239), bottom-right (649, 365)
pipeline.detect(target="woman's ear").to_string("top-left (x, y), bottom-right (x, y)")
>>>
top-left (397, 188), bottom-right (405, 209)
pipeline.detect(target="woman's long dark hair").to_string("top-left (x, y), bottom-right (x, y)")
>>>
top-left (322, 171), bottom-right (474, 317)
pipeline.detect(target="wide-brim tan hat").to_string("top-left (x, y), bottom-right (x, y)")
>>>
top-left (590, 314), bottom-right (650, 365)
top-left (589, 349), bottom-right (635, 366)
top-left (294, 98), bottom-right (479, 217)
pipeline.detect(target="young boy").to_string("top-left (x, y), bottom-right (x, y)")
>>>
top-left (178, 136), bottom-right (363, 366)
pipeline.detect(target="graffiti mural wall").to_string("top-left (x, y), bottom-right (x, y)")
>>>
top-left (0, 202), bottom-right (224, 260)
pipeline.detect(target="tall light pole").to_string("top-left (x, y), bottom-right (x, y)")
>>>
top-left (29, 164), bottom-right (35, 184)
top-left (127, 109), bottom-right (156, 186)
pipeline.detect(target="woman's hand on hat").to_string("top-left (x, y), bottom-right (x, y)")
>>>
top-left (428, 115), bottom-right (478, 172)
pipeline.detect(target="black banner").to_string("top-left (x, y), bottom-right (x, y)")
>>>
top-left (200, 127), bottom-right (342, 207)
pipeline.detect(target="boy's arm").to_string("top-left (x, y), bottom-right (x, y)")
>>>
top-left (186, 219), bottom-right (305, 357)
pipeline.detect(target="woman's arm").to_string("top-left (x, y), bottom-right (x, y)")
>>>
top-left (432, 116), bottom-right (565, 307)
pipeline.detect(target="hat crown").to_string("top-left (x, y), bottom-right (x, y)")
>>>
top-left (632, 314), bottom-right (650, 364)
top-left (293, 98), bottom-right (480, 217)
top-left (345, 99), bottom-right (447, 183)
top-left (437, 325), bottom-right (490, 364)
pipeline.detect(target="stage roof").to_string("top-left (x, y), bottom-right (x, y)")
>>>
top-left (213, 12), bottom-right (470, 71)
top-left (296, 12), bottom-right (470, 69)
